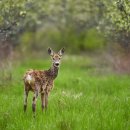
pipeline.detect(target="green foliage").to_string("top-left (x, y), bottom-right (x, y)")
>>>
top-left (83, 28), bottom-right (105, 50)
top-left (19, 27), bottom-right (105, 53)
top-left (102, 0), bottom-right (130, 32)
top-left (0, 0), bottom-right (27, 42)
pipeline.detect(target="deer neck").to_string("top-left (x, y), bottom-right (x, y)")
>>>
top-left (47, 64), bottom-right (59, 79)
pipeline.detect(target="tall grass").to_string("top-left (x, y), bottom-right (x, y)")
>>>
top-left (0, 55), bottom-right (130, 130)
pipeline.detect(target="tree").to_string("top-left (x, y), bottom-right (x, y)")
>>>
top-left (103, 0), bottom-right (130, 32)
top-left (101, 0), bottom-right (130, 50)
top-left (0, 0), bottom-right (27, 44)
top-left (0, 0), bottom-right (105, 51)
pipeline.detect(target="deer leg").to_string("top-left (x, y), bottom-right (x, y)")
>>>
top-left (32, 90), bottom-right (38, 117)
top-left (24, 90), bottom-right (29, 112)
top-left (45, 92), bottom-right (48, 110)
top-left (41, 93), bottom-right (45, 111)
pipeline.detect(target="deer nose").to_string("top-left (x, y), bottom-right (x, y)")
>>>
top-left (55, 63), bottom-right (59, 66)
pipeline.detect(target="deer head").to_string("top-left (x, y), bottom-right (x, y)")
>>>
top-left (48, 48), bottom-right (65, 67)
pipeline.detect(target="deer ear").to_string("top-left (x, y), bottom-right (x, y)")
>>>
top-left (48, 48), bottom-right (54, 56)
top-left (58, 48), bottom-right (65, 56)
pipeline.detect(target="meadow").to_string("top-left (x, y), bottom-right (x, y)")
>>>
top-left (0, 55), bottom-right (130, 130)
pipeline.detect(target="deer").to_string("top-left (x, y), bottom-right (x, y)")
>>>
top-left (23, 48), bottom-right (65, 117)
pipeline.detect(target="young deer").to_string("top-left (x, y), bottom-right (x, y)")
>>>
top-left (23, 48), bottom-right (65, 116)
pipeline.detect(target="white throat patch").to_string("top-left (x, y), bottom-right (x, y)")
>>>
top-left (26, 75), bottom-right (32, 84)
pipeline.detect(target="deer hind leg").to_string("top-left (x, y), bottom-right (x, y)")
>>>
top-left (24, 89), bottom-right (29, 112)
top-left (32, 90), bottom-right (38, 117)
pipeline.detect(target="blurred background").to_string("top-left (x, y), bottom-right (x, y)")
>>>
top-left (0, 0), bottom-right (130, 83)
top-left (0, 1), bottom-right (130, 130)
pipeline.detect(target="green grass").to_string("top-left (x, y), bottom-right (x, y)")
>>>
top-left (0, 55), bottom-right (130, 130)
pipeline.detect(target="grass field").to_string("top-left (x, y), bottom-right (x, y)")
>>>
top-left (0, 55), bottom-right (130, 130)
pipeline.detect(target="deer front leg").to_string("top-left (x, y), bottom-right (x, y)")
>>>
top-left (24, 90), bottom-right (29, 112)
top-left (41, 93), bottom-right (45, 111)
top-left (45, 92), bottom-right (48, 110)
top-left (41, 84), bottom-right (46, 111)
